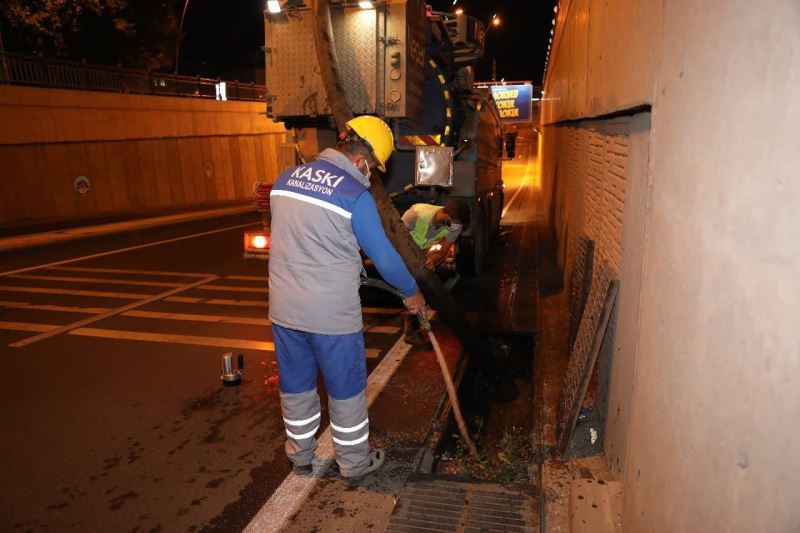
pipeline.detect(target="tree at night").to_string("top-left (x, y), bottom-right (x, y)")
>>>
top-left (1, 0), bottom-right (181, 71)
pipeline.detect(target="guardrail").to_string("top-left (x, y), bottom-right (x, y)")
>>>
top-left (0, 51), bottom-right (265, 102)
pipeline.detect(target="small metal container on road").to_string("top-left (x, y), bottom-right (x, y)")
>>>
top-left (221, 352), bottom-right (244, 386)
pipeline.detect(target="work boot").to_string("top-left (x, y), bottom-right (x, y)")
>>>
top-left (292, 462), bottom-right (313, 476)
top-left (340, 449), bottom-right (386, 488)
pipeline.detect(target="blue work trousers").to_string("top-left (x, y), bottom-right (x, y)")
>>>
top-left (272, 324), bottom-right (372, 477)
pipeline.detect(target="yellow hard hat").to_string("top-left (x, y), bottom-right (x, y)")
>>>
top-left (345, 115), bottom-right (394, 172)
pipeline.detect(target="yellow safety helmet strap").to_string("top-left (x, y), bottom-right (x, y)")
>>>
top-left (343, 128), bottom-right (378, 165)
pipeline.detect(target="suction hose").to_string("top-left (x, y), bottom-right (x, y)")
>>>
top-left (361, 277), bottom-right (479, 459)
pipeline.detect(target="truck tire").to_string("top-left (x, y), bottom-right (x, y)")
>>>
top-left (456, 203), bottom-right (486, 276)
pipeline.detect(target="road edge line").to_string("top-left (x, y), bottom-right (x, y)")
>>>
top-left (0, 222), bottom-right (257, 278)
top-left (243, 336), bottom-right (413, 533)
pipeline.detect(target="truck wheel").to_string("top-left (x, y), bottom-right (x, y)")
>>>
top-left (456, 237), bottom-right (476, 276)
top-left (456, 206), bottom-right (485, 276)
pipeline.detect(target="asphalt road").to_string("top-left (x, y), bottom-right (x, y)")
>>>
top-left (0, 125), bottom-right (540, 532)
top-left (0, 218), bottom-right (407, 532)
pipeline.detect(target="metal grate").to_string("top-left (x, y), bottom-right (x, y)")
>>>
top-left (387, 477), bottom-right (538, 533)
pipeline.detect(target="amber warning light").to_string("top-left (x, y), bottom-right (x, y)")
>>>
top-left (244, 231), bottom-right (271, 260)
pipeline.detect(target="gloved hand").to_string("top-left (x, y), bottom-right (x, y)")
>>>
top-left (403, 290), bottom-right (429, 320)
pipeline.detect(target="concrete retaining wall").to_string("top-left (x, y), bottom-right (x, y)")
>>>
top-left (0, 85), bottom-right (286, 225)
top-left (543, 0), bottom-right (800, 531)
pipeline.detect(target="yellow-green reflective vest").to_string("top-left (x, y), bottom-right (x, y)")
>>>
top-left (410, 204), bottom-right (451, 249)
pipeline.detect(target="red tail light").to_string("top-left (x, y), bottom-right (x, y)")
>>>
top-left (244, 231), bottom-right (270, 252)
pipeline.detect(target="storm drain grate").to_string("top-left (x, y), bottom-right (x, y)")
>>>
top-left (386, 476), bottom-right (538, 533)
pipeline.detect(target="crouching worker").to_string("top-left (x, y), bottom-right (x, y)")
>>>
top-left (401, 199), bottom-right (471, 345)
top-left (268, 116), bottom-right (427, 485)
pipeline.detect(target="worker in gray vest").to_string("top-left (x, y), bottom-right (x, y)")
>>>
top-left (401, 200), bottom-right (471, 345)
top-left (269, 115), bottom-right (426, 484)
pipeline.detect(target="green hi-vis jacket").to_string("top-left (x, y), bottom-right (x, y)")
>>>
top-left (407, 203), bottom-right (453, 249)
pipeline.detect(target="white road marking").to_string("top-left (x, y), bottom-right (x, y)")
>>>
top-left (0, 321), bottom-right (58, 332)
top-left (10, 274), bottom-right (182, 288)
top-left (0, 285), bottom-right (149, 300)
top-left (49, 266), bottom-right (211, 278)
top-left (163, 296), bottom-right (204, 303)
top-left (122, 310), bottom-right (271, 326)
top-left (0, 206), bottom-right (253, 254)
top-left (196, 284), bottom-right (267, 294)
top-left (69, 327), bottom-right (275, 351)
top-left (225, 275), bottom-right (268, 281)
top-left (363, 307), bottom-right (403, 315)
top-left (0, 300), bottom-right (110, 314)
top-left (206, 298), bottom-right (266, 306)
top-left (164, 296), bottom-right (265, 306)
top-left (0, 222), bottom-right (257, 278)
top-left (501, 147), bottom-right (535, 219)
top-left (123, 311), bottom-right (399, 334)
top-left (9, 275), bottom-right (217, 348)
top-left (365, 325), bottom-right (400, 335)
top-left (163, 296), bottom-right (402, 316)
top-left (243, 336), bottom-right (414, 533)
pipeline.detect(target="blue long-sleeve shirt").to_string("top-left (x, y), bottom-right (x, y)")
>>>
top-left (352, 191), bottom-right (418, 298)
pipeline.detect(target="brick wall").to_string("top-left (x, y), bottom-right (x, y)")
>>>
top-left (548, 113), bottom-right (656, 484)
top-left (553, 118), bottom-right (630, 284)
top-left (547, 116), bottom-right (636, 471)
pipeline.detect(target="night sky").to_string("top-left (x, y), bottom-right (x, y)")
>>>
top-left (427, 0), bottom-right (555, 83)
top-left (179, 0), bottom-right (554, 84)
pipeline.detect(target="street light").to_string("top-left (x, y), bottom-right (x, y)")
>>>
top-left (174, 0), bottom-right (192, 74)
top-left (485, 13), bottom-right (501, 36)
top-left (484, 14), bottom-right (501, 81)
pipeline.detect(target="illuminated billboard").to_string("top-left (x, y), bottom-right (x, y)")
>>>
top-left (489, 83), bottom-right (533, 123)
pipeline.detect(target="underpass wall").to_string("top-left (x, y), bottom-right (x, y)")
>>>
top-left (0, 85), bottom-right (286, 225)
top-left (542, 0), bottom-right (800, 531)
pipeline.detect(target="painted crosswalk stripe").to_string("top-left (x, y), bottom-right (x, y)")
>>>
top-left (69, 327), bottom-right (275, 351)
top-left (122, 310), bottom-right (271, 326)
top-left (122, 310), bottom-right (398, 335)
top-left (164, 296), bottom-right (265, 306)
top-left (197, 284), bottom-right (267, 294)
top-left (226, 275), bottom-right (268, 281)
top-left (164, 296), bottom-right (204, 303)
top-left (9, 275), bottom-right (217, 348)
top-left (0, 301), bottom-right (110, 314)
top-left (163, 296), bottom-right (401, 316)
top-left (363, 307), bottom-right (403, 315)
top-left (0, 321), bottom-right (59, 332)
top-left (0, 285), bottom-right (149, 300)
top-left (49, 266), bottom-right (211, 278)
top-left (365, 325), bottom-right (400, 334)
top-left (10, 274), bottom-right (182, 288)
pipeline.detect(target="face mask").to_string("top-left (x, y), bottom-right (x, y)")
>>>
top-left (443, 216), bottom-right (462, 232)
top-left (360, 159), bottom-right (371, 180)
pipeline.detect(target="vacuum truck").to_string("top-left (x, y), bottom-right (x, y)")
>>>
top-left (251, 0), bottom-right (504, 275)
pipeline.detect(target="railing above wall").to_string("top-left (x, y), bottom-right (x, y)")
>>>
top-left (0, 51), bottom-right (266, 102)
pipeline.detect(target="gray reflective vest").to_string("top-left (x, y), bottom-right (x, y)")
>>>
top-left (268, 149), bottom-right (370, 335)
